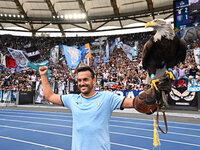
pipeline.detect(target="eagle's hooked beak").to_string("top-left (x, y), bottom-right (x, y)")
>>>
top-left (145, 21), bottom-right (158, 28)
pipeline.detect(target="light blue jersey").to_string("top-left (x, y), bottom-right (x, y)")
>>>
top-left (61, 91), bottom-right (124, 150)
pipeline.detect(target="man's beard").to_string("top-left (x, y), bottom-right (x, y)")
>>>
top-left (79, 84), bottom-right (93, 95)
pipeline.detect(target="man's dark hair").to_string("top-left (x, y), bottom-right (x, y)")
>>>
top-left (77, 66), bottom-right (95, 79)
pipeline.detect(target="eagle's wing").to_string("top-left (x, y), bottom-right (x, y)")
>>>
top-left (142, 37), bottom-right (154, 71)
top-left (176, 38), bottom-right (187, 64)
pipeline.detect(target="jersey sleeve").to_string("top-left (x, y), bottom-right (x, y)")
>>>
top-left (109, 92), bottom-right (124, 111)
top-left (61, 94), bottom-right (75, 109)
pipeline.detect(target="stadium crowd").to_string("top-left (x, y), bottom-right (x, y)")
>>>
top-left (0, 32), bottom-right (200, 94)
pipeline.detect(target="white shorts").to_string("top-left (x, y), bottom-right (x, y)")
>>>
top-left (189, 75), bottom-right (199, 79)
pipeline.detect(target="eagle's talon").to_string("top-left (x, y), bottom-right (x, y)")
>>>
top-left (165, 71), bottom-right (175, 81)
top-left (151, 79), bottom-right (160, 91)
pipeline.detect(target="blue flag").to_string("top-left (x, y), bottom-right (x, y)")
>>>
top-left (80, 43), bottom-right (91, 66)
top-left (0, 65), bottom-right (3, 70)
top-left (110, 42), bottom-right (115, 53)
top-left (94, 56), bottom-right (100, 64)
top-left (122, 43), bottom-right (138, 57)
top-left (61, 45), bottom-right (81, 69)
top-left (106, 41), bottom-right (109, 62)
top-left (115, 37), bottom-right (122, 48)
top-left (0, 90), bottom-right (2, 101)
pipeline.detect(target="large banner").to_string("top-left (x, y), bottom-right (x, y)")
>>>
top-left (105, 41), bottom-right (109, 62)
top-left (122, 43), bottom-right (138, 57)
top-left (169, 77), bottom-right (198, 107)
top-left (96, 88), bottom-right (143, 98)
top-left (115, 37), bottom-right (122, 48)
top-left (187, 78), bottom-right (200, 92)
top-left (0, 90), bottom-right (17, 102)
top-left (28, 60), bottom-right (50, 79)
top-left (8, 48), bottom-right (29, 68)
top-left (80, 43), bottom-right (91, 66)
top-left (35, 81), bottom-right (48, 104)
top-left (114, 90), bottom-right (143, 98)
top-left (2, 91), bottom-right (11, 102)
top-left (24, 46), bottom-right (40, 61)
top-left (35, 81), bottom-right (43, 104)
top-left (61, 45), bottom-right (81, 69)
top-left (50, 45), bottom-right (59, 63)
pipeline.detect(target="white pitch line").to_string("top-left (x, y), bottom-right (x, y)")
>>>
top-left (0, 109), bottom-right (71, 116)
top-left (0, 114), bottom-right (72, 122)
top-left (2, 109), bottom-right (200, 126)
top-left (114, 109), bottom-right (200, 119)
top-left (0, 135), bottom-right (65, 150)
top-left (0, 118), bottom-right (199, 139)
top-left (1, 113), bottom-right (200, 137)
top-left (111, 142), bottom-right (150, 150)
top-left (0, 118), bottom-right (72, 128)
top-left (0, 124), bottom-right (149, 150)
top-left (110, 119), bottom-right (200, 131)
top-left (111, 131), bottom-right (200, 147)
top-left (0, 124), bottom-right (72, 137)
top-left (0, 111), bottom-right (72, 118)
top-left (111, 116), bottom-right (200, 126)
top-left (1, 113), bottom-right (199, 132)
top-left (0, 125), bottom-right (148, 150)
top-left (110, 124), bottom-right (200, 138)
top-left (1, 118), bottom-right (200, 148)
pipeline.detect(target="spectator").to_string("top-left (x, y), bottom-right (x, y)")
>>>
top-left (178, 65), bottom-right (187, 78)
top-left (188, 64), bottom-right (200, 85)
top-left (172, 66), bottom-right (179, 79)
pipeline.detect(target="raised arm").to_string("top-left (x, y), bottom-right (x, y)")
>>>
top-left (39, 66), bottom-right (63, 106)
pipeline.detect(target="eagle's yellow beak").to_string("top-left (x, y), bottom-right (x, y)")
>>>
top-left (145, 21), bottom-right (158, 28)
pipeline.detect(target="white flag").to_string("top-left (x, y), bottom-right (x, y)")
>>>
top-left (194, 47), bottom-right (200, 65)
top-left (0, 52), bottom-right (6, 67)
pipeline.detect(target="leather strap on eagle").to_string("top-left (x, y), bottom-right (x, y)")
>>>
top-left (156, 105), bottom-right (168, 134)
top-left (133, 73), bottom-right (172, 134)
top-left (133, 87), bottom-right (169, 147)
top-left (133, 94), bottom-right (168, 134)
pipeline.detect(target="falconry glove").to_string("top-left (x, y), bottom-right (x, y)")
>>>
top-left (133, 73), bottom-right (172, 114)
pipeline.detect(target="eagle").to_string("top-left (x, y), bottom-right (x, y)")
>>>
top-left (142, 19), bottom-right (187, 86)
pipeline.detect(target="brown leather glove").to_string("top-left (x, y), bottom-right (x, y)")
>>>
top-left (133, 95), bottom-right (157, 114)
top-left (138, 88), bottom-right (156, 105)
top-left (156, 72), bottom-right (172, 93)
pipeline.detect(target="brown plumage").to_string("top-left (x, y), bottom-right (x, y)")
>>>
top-left (142, 19), bottom-right (187, 84)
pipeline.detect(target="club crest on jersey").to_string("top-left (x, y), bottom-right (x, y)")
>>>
top-left (75, 101), bottom-right (82, 105)
top-left (95, 99), bottom-right (102, 106)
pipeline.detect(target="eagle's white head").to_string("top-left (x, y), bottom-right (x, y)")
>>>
top-left (145, 19), bottom-right (175, 42)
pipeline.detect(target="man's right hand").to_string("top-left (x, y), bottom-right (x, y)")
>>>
top-left (39, 66), bottom-right (48, 76)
